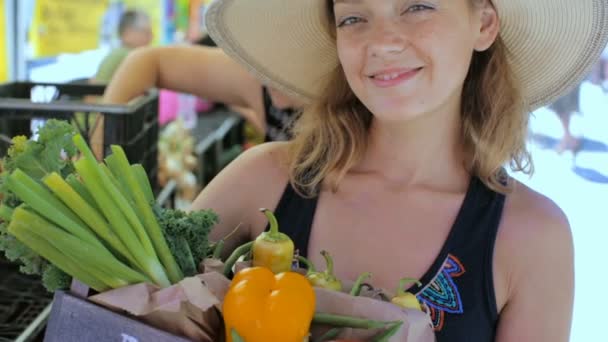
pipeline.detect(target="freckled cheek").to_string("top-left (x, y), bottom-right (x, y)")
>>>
top-left (415, 30), bottom-right (470, 80)
top-left (439, 39), bottom-right (475, 78)
top-left (340, 62), bottom-right (362, 92)
top-left (337, 43), bottom-right (365, 82)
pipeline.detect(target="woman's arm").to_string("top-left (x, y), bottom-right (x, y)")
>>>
top-left (495, 187), bottom-right (574, 342)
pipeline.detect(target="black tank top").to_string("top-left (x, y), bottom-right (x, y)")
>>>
top-left (262, 86), bottom-right (298, 142)
top-left (272, 176), bottom-right (505, 342)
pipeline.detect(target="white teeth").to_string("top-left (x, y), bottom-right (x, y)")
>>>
top-left (375, 72), bottom-right (401, 81)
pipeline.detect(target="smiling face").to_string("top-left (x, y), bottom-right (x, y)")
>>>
top-left (332, 0), bottom-right (498, 123)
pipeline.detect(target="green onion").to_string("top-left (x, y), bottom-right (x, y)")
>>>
top-left (109, 145), bottom-right (183, 283)
top-left (74, 157), bottom-right (170, 288)
top-left (43, 172), bottom-right (137, 267)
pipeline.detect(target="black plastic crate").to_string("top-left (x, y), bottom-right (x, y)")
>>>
top-left (192, 110), bottom-right (244, 187)
top-left (214, 116), bottom-right (244, 172)
top-left (0, 82), bottom-right (159, 189)
top-left (0, 265), bottom-right (53, 342)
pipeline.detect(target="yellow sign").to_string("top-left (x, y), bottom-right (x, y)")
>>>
top-left (30, 0), bottom-right (109, 58)
top-left (123, 0), bottom-right (163, 45)
top-left (0, 0), bottom-right (8, 81)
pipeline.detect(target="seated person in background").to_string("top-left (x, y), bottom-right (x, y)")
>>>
top-left (102, 41), bottom-right (304, 143)
top-left (89, 9), bottom-right (153, 158)
top-left (93, 9), bottom-right (153, 84)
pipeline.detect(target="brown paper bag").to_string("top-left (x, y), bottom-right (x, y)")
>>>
top-left (88, 271), bottom-right (230, 342)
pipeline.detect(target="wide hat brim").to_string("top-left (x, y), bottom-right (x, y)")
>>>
top-left (206, 0), bottom-right (608, 110)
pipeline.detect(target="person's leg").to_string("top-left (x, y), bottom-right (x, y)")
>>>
top-left (556, 110), bottom-right (581, 153)
top-left (549, 84), bottom-right (582, 153)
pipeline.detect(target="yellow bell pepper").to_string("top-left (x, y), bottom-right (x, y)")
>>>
top-left (223, 267), bottom-right (316, 342)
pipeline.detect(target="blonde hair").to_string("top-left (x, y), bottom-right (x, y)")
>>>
top-left (287, 0), bottom-right (532, 196)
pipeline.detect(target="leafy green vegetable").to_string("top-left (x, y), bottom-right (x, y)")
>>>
top-left (0, 221), bottom-right (46, 274)
top-left (0, 119), bottom-right (77, 291)
top-left (1, 119), bottom-right (220, 293)
top-left (155, 206), bottom-right (219, 277)
top-left (41, 264), bottom-right (73, 292)
top-left (3, 120), bottom-right (77, 180)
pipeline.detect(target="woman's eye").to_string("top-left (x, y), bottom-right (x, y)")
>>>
top-left (337, 17), bottom-right (363, 28)
top-left (405, 4), bottom-right (434, 13)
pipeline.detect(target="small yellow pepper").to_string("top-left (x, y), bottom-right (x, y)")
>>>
top-left (298, 251), bottom-right (343, 291)
top-left (252, 208), bottom-right (294, 274)
top-left (391, 277), bottom-right (423, 311)
top-left (223, 267), bottom-right (316, 342)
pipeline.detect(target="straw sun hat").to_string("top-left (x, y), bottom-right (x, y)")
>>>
top-left (206, 0), bottom-right (608, 110)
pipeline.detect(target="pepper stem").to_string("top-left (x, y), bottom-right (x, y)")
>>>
top-left (260, 208), bottom-right (280, 238)
top-left (350, 272), bottom-right (372, 296)
top-left (212, 240), bottom-right (225, 259)
top-left (396, 277), bottom-right (422, 296)
top-left (321, 250), bottom-right (335, 275)
top-left (223, 241), bottom-right (254, 277)
top-left (297, 255), bottom-right (316, 273)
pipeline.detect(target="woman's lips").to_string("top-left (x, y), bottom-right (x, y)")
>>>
top-left (368, 67), bottom-right (422, 88)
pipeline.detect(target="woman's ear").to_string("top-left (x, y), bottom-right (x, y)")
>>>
top-left (474, 3), bottom-right (500, 51)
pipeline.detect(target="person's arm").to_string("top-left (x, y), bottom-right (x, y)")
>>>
top-left (188, 142), bottom-right (290, 259)
top-left (494, 190), bottom-right (574, 342)
top-left (102, 45), bottom-right (264, 117)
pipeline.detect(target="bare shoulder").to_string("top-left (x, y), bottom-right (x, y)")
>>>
top-left (190, 142), bottom-right (290, 246)
top-left (215, 140), bottom-right (290, 178)
top-left (493, 179), bottom-right (574, 314)
top-left (499, 180), bottom-right (572, 247)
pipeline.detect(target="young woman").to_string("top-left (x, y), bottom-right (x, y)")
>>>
top-left (192, 0), bottom-right (608, 340)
